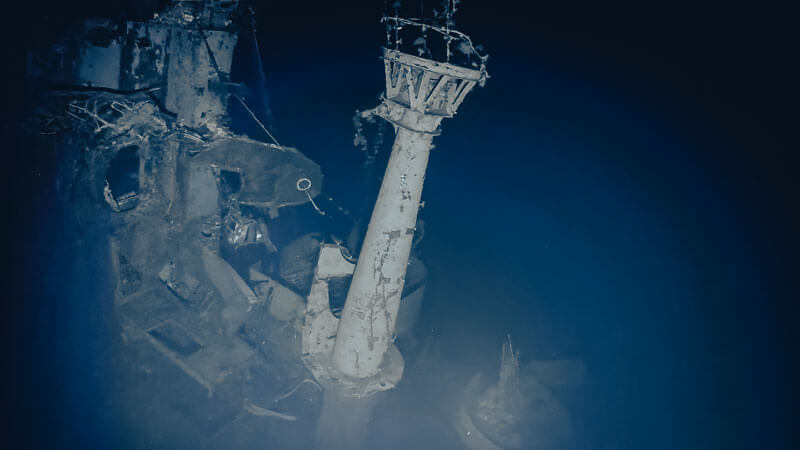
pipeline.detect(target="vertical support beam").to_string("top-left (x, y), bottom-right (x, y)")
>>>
top-left (333, 127), bottom-right (433, 378)
top-left (323, 47), bottom-right (484, 383)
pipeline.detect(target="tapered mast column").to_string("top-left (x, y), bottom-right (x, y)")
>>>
top-left (333, 48), bottom-right (486, 378)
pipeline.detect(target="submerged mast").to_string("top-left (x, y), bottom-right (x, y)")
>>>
top-left (333, 39), bottom-right (487, 378)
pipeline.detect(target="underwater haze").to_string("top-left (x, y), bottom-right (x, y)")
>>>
top-left (3, 1), bottom-right (795, 450)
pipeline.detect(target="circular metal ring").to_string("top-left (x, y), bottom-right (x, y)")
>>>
top-left (296, 177), bottom-right (312, 191)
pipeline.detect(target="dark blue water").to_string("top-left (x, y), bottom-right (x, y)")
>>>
top-left (4, 1), bottom-right (794, 449)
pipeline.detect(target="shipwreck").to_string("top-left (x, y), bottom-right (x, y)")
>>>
top-left (23, 1), bottom-right (583, 448)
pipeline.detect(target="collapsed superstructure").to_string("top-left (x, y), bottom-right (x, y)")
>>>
top-left (28, 1), bottom-right (331, 443)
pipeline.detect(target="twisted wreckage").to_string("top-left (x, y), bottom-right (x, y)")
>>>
top-left (27, 1), bottom-right (582, 448)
